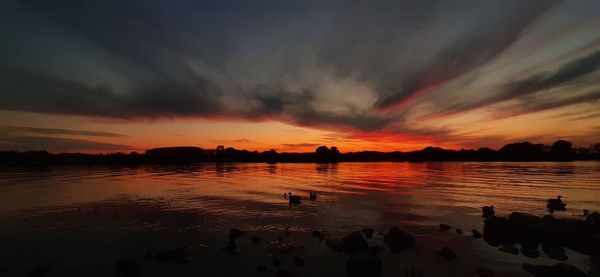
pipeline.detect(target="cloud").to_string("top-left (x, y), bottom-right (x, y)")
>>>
top-left (9, 126), bottom-right (125, 137)
top-left (0, 136), bottom-right (131, 152)
top-left (0, 0), bottom-right (598, 149)
top-left (281, 143), bottom-right (319, 148)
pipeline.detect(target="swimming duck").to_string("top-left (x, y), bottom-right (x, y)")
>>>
top-left (546, 196), bottom-right (567, 212)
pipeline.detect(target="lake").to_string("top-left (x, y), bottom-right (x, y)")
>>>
top-left (1, 162), bottom-right (599, 276)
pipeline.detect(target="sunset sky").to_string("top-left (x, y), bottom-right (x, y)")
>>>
top-left (1, 0), bottom-right (600, 153)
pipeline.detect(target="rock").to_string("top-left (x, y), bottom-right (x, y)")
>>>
top-left (293, 256), bottom-right (305, 267)
top-left (27, 263), bottom-right (56, 277)
top-left (229, 229), bottom-right (247, 240)
top-left (435, 246), bottom-right (456, 260)
top-left (269, 241), bottom-right (295, 254)
top-left (341, 231), bottom-right (369, 254)
top-left (361, 228), bottom-right (374, 239)
top-left (483, 216), bottom-right (517, 247)
top-left (583, 210), bottom-right (589, 217)
top-left (472, 229), bottom-right (482, 239)
top-left (456, 228), bottom-right (463, 234)
top-left (521, 248), bottom-right (541, 258)
top-left (587, 211), bottom-right (600, 225)
top-left (312, 230), bottom-right (325, 240)
top-left (509, 212), bottom-right (542, 227)
top-left (155, 247), bottom-right (189, 263)
top-left (499, 245), bottom-right (519, 255)
top-left (522, 263), bottom-right (585, 277)
top-left (541, 243), bottom-right (568, 261)
top-left (482, 206), bottom-right (495, 218)
top-left (222, 240), bottom-right (237, 255)
top-left (439, 224), bottom-right (451, 231)
top-left (272, 257), bottom-right (282, 267)
top-left (368, 245), bottom-right (385, 255)
top-left (346, 254), bottom-right (382, 277)
top-left (116, 258), bottom-right (140, 275)
top-left (325, 238), bottom-right (343, 252)
top-left (251, 236), bottom-right (262, 244)
top-left (384, 227), bottom-right (416, 253)
top-left (257, 264), bottom-right (268, 272)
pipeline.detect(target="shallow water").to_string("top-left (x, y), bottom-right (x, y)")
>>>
top-left (1, 162), bottom-right (599, 276)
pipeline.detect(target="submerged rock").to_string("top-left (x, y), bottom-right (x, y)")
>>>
top-left (472, 229), bottom-right (482, 239)
top-left (361, 228), bottom-right (374, 239)
top-left (522, 263), bottom-right (585, 277)
top-left (435, 246), bottom-right (456, 260)
top-left (384, 227), bottom-right (416, 253)
top-left (439, 224), bottom-right (451, 231)
top-left (456, 228), bottom-right (463, 234)
top-left (251, 236), bottom-right (262, 244)
top-left (541, 243), bottom-right (568, 261)
top-left (346, 254), bottom-right (382, 277)
top-left (341, 231), bottom-right (369, 254)
top-left (482, 206), bottom-right (495, 218)
top-left (521, 248), bottom-right (541, 258)
top-left (499, 245), bottom-right (519, 255)
top-left (229, 229), bottom-right (247, 240)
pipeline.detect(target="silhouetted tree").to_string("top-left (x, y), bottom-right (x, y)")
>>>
top-left (550, 140), bottom-right (574, 161)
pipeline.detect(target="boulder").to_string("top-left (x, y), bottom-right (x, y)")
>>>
top-left (456, 228), bottom-right (463, 234)
top-left (482, 206), bottom-right (495, 218)
top-left (435, 246), bottom-right (456, 260)
top-left (483, 216), bottom-right (517, 247)
top-left (521, 248), bottom-right (540, 258)
top-left (472, 229), bottom-right (482, 239)
top-left (499, 245), bottom-right (519, 255)
top-left (384, 227), bottom-right (416, 253)
top-left (541, 243), bottom-right (568, 261)
top-left (439, 224), bottom-right (451, 231)
top-left (361, 228), bottom-right (374, 239)
top-left (341, 232), bottom-right (369, 254)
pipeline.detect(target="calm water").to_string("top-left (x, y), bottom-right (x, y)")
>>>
top-left (1, 162), bottom-right (599, 276)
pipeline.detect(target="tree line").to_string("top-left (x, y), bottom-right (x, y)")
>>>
top-left (0, 140), bottom-right (599, 166)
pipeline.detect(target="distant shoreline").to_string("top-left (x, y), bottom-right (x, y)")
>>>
top-left (1, 140), bottom-right (599, 166)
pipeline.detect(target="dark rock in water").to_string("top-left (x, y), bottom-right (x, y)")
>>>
top-left (483, 216), bottom-right (517, 247)
top-left (251, 236), bottom-right (262, 244)
top-left (546, 196), bottom-right (567, 212)
top-left (293, 256), bottom-right (305, 267)
top-left (361, 228), bottom-right (374, 239)
top-left (439, 224), bottom-right (451, 231)
top-left (155, 247), bottom-right (189, 263)
top-left (309, 192), bottom-right (317, 201)
top-left (435, 246), bottom-right (456, 260)
top-left (341, 231), bottom-right (369, 254)
top-left (116, 258), bottom-right (140, 275)
top-left (384, 227), bottom-right (416, 253)
top-left (587, 211), bottom-right (600, 225)
top-left (521, 248), bottom-right (541, 258)
top-left (583, 209), bottom-right (589, 217)
top-left (272, 257), bottom-right (282, 267)
top-left (456, 228), bottom-right (463, 234)
top-left (325, 238), bottom-right (343, 252)
top-left (229, 229), bottom-right (247, 240)
top-left (368, 245), bottom-right (385, 255)
top-left (257, 264), bottom-right (268, 272)
top-left (472, 229), bottom-right (482, 239)
top-left (289, 195), bottom-right (302, 204)
top-left (509, 212), bottom-right (542, 227)
top-left (312, 230), bottom-right (325, 240)
top-left (222, 240), bottom-right (237, 255)
top-left (499, 245), bottom-right (519, 255)
top-left (542, 243), bottom-right (568, 261)
top-left (276, 269), bottom-right (298, 277)
top-left (346, 254), bottom-right (382, 277)
top-left (522, 263), bottom-right (585, 277)
top-left (482, 206), bottom-right (495, 218)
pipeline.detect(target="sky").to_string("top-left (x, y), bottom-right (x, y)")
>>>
top-left (1, 0), bottom-right (600, 153)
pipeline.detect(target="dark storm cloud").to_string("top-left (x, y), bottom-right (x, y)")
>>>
top-left (9, 126), bottom-right (125, 137)
top-left (0, 0), bottom-right (596, 135)
top-left (0, 136), bottom-right (131, 152)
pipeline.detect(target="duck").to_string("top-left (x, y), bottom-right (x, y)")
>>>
top-left (309, 192), bottom-right (317, 201)
top-left (546, 196), bottom-right (567, 212)
top-left (289, 195), bottom-right (302, 205)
